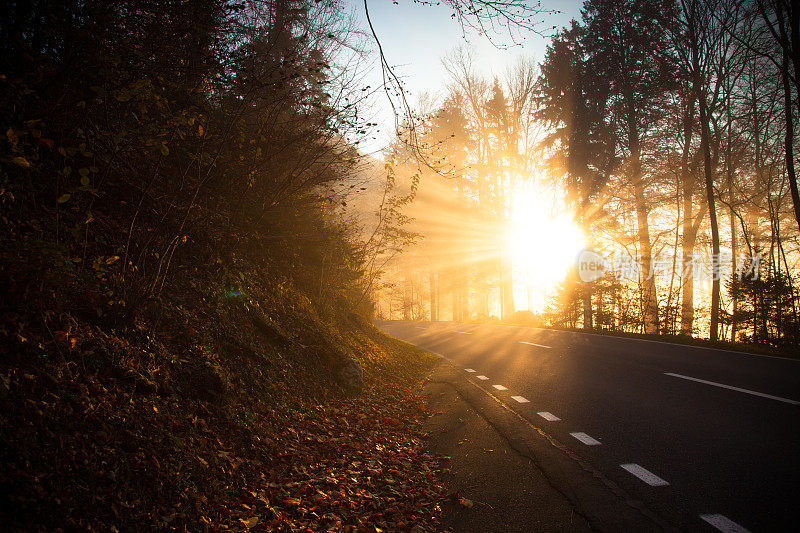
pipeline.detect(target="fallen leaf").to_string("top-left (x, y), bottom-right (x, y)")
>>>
top-left (241, 516), bottom-right (258, 528)
top-left (12, 156), bottom-right (31, 168)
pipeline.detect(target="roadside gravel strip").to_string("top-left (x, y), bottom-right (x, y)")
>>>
top-left (423, 358), bottom-right (676, 533)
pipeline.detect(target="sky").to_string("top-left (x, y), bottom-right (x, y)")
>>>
top-left (342, 0), bottom-right (584, 152)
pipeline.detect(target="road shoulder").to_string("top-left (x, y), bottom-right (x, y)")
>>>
top-left (422, 359), bottom-right (675, 532)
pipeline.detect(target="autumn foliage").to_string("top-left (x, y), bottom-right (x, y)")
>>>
top-left (0, 1), bottom-right (445, 530)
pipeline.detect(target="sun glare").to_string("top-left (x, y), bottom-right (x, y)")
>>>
top-left (509, 185), bottom-right (585, 312)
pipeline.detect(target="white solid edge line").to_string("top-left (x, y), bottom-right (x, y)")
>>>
top-left (664, 372), bottom-right (800, 405)
top-left (511, 396), bottom-right (529, 403)
top-left (382, 320), bottom-right (799, 361)
top-left (520, 341), bottom-right (551, 348)
top-left (455, 331), bottom-right (473, 335)
top-left (538, 412), bottom-right (560, 421)
top-left (529, 327), bottom-right (800, 362)
top-left (464, 368), bottom-right (476, 372)
top-left (620, 463), bottom-right (669, 486)
top-left (492, 384), bottom-right (508, 391)
top-left (699, 514), bottom-right (751, 533)
top-left (476, 375), bottom-right (489, 380)
top-left (570, 432), bottom-right (601, 445)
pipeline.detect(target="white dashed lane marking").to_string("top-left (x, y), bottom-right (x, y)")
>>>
top-left (620, 463), bottom-right (669, 486)
top-left (413, 338), bottom-right (759, 531)
top-left (456, 331), bottom-right (473, 335)
top-left (700, 514), bottom-right (751, 533)
top-left (664, 372), bottom-right (800, 405)
top-left (537, 412), bottom-right (560, 421)
top-left (570, 432), bottom-right (601, 445)
top-left (520, 341), bottom-right (551, 348)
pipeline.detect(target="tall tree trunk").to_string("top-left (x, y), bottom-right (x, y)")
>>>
top-left (777, 229), bottom-right (799, 327)
top-left (727, 101), bottom-right (738, 342)
top-left (501, 250), bottom-right (514, 320)
top-left (477, 275), bottom-right (489, 318)
top-left (779, 32), bottom-right (800, 233)
top-left (686, 3), bottom-right (721, 341)
top-left (583, 291), bottom-right (593, 330)
top-left (460, 284), bottom-right (469, 321)
top-left (630, 114), bottom-right (659, 334)
top-left (429, 270), bottom-right (437, 321)
top-left (403, 276), bottom-right (411, 321)
top-left (667, 172), bottom-right (681, 336)
top-left (729, 187), bottom-right (738, 340)
top-left (681, 219), bottom-right (699, 335)
top-left (270, 0), bottom-right (290, 53)
top-left (771, 1), bottom-right (800, 233)
top-left (697, 76), bottom-right (721, 342)
top-left (451, 267), bottom-right (459, 321)
top-left (410, 278), bottom-right (415, 320)
top-left (680, 92), bottom-right (698, 335)
top-left (790, 1), bottom-right (800, 114)
top-left (436, 271), bottom-right (441, 320)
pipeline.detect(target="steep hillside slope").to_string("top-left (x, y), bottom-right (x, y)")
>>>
top-left (0, 250), bottom-right (444, 531)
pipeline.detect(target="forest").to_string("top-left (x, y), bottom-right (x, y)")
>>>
top-left (0, 0), bottom-right (458, 529)
top-left (377, 0), bottom-right (800, 351)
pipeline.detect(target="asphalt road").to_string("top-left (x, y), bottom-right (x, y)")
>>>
top-left (377, 320), bottom-right (800, 532)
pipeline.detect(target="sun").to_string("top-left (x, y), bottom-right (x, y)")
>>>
top-left (508, 185), bottom-right (585, 312)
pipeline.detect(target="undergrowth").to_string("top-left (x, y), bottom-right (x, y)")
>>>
top-left (0, 248), bottom-right (442, 531)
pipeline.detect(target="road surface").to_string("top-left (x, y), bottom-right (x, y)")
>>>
top-left (378, 320), bottom-right (800, 532)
